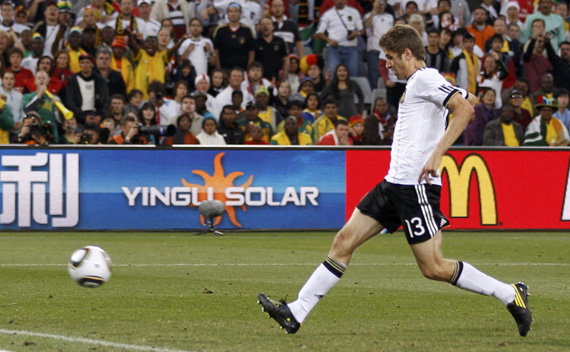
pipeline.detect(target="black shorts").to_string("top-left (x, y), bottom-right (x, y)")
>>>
top-left (356, 180), bottom-right (449, 245)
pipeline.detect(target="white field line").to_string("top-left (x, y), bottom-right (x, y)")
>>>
top-left (0, 262), bottom-right (568, 267)
top-left (0, 329), bottom-right (196, 352)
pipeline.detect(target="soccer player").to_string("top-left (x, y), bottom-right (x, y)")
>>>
top-left (258, 24), bottom-right (533, 337)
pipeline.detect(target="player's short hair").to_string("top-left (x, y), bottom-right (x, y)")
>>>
top-left (380, 24), bottom-right (426, 61)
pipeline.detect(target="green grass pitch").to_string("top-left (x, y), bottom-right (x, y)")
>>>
top-left (0, 231), bottom-right (569, 352)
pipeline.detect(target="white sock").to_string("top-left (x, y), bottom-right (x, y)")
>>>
top-left (453, 261), bottom-right (516, 306)
top-left (288, 257), bottom-right (346, 323)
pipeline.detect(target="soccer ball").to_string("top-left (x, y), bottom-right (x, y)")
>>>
top-left (68, 246), bottom-right (112, 287)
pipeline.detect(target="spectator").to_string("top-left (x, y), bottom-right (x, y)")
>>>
top-left (238, 101), bottom-right (274, 143)
top-left (531, 73), bottom-right (558, 106)
top-left (138, 101), bottom-right (159, 145)
top-left (437, 11), bottom-right (459, 32)
top-left (255, 85), bottom-right (282, 130)
top-left (242, 61), bottom-right (271, 106)
top-left (0, 1), bottom-right (28, 35)
top-left (546, 40), bottom-right (570, 93)
top-left (64, 53), bottom-right (110, 125)
top-left (82, 123), bottom-right (106, 145)
top-left (554, 89), bottom-right (570, 133)
top-left (273, 80), bottom-right (291, 119)
top-left (464, 88), bottom-right (497, 145)
top-left (137, 0), bottom-right (160, 40)
top-left (283, 55), bottom-right (302, 95)
top-left (523, 33), bottom-right (553, 94)
top-left (0, 93), bottom-right (12, 144)
top-left (215, 67), bottom-right (247, 110)
top-left (109, 94), bottom-right (126, 126)
top-left (7, 47), bottom-right (33, 93)
top-left (150, 0), bottom-right (194, 40)
top-left (171, 94), bottom-right (203, 137)
top-left (503, 2), bottom-right (524, 32)
top-left (124, 89), bottom-right (143, 116)
top-left (255, 17), bottom-right (289, 82)
top-left (466, 7), bottom-right (494, 53)
top-left (409, 14), bottom-right (428, 46)
top-left (524, 95), bottom-right (570, 146)
top-left (232, 90), bottom-right (244, 115)
top-left (208, 69), bottom-right (227, 97)
top-left (479, 0), bottom-right (498, 24)
top-left (276, 99), bottom-right (314, 137)
top-left (450, 33), bottom-right (480, 95)
top-left (23, 55), bottom-right (63, 95)
top-left (478, 52), bottom-right (508, 109)
top-left (16, 113), bottom-right (50, 146)
top-left (0, 70), bottom-right (23, 132)
top-left (194, 74), bottom-right (219, 121)
top-left (61, 27), bottom-right (84, 75)
top-left (521, 0), bottom-right (565, 52)
top-left (315, 0), bottom-right (364, 76)
top-left (302, 93), bottom-right (321, 123)
top-left (95, 47), bottom-right (127, 99)
top-left (348, 114), bottom-right (364, 145)
top-left (178, 18), bottom-right (214, 77)
top-left (271, 0), bottom-right (304, 56)
top-left (196, 117), bottom-right (227, 145)
top-left (162, 80), bottom-right (188, 122)
top-left (128, 31), bottom-right (187, 100)
top-left (317, 119), bottom-right (353, 145)
top-left (508, 89), bottom-right (532, 131)
top-left (170, 58), bottom-right (196, 93)
top-left (59, 116), bottom-right (79, 144)
top-left (300, 54), bottom-right (327, 94)
top-left (52, 50), bottom-right (73, 87)
top-left (312, 98), bottom-right (346, 142)
top-left (271, 115), bottom-right (312, 145)
top-left (483, 103), bottom-right (524, 146)
top-left (110, 37), bottom-right (135, 94)
top-left (245, 124), bottom-right (270, 144)
top-left (513, 79), bottom-right (535, 117)
top-left (320, 64), bottom-right (364, 120)
top-left (364, 0), bottom-right (394, 89)
top-left (212, 3), bottom-right (255, 71)
top-left (425, 29), bottom-right (449, 73)
top-left (80, 26), bottom-right (97, 58)
top-left (485, 18), bottom-right (521, 81)
top-left (192, 90), bottom-right (215, 121)
top-left (363, 97), bottom-right (395, 145)
top-left (32, 0), bottom-right (60, 57)
top-left (22, 71), bottom-right (60, 140)
top-left (109, 115), bottom-right (148, 145)
top-left (217, 104), bottom-right (245, 144)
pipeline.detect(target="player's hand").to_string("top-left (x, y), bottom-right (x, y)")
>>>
top-left (418, 154), bottom-right (442, 185)
top-left (328, 39), bottom-right (339, 47)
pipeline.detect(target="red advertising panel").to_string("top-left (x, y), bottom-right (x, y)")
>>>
top-left (346, 149), bottom-right (570, 230)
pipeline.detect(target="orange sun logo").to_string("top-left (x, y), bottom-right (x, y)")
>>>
top-left (182, 152), bottom-right (253, 227)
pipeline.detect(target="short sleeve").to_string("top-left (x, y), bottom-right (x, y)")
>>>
top-left (416, 70), bottom-right (461, 108)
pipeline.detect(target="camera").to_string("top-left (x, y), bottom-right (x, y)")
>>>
top-left (79, 132), bottom-right (92, 144)
top-left (137, 123), bottom-right (176, 136)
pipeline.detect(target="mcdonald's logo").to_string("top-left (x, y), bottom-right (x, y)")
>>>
top-left (440, 154), bottom-right (498, 225)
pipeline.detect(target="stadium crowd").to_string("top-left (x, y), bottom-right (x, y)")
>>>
top-left (0, 0), bottom-right (569, 146)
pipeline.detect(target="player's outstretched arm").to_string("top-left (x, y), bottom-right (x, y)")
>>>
top-left (419, 93), bottom-right (474, 184)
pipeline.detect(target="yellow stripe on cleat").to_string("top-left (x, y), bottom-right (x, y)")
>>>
top-left (511, 284), bottom-right (527, 309)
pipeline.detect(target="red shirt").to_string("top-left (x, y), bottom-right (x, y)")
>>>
top-left (8, 67), bottom-right (34, 93)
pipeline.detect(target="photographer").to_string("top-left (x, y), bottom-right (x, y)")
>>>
top-left (22, 71), bottom-right (61, 141)
top-left (16, 112), bottom-right (54, 146)
top-left (109, 115), bottom-right (148, 145)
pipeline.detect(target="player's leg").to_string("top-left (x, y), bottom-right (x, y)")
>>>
top-left (410, 232), bottom-right (532, 336)
top-left (285, 209), bottom-right (383, 322)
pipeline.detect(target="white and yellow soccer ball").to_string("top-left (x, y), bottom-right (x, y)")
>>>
top-left (68, 246), bottom-right (112, 287)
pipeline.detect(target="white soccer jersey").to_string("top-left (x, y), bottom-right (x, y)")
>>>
top-left (386, 67), bottom-right (466, 186)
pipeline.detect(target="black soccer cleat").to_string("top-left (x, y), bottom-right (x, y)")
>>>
top-left (257, 293), bottom-right (301, 334)
top-left (506, 283), bottom-right (533, 337)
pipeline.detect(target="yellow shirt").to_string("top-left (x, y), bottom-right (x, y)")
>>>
top-left (521, 97), bottom-right (534, 117)
top-left (110, 56), bottom-right (135, 94)
top-left (133, 50), bottom-right (169, 100)
top-left (545, 120), bottom-right (557, 145)
top-left (501, 122), bottom-right (519, 146)
top-left (67, 46), bottom-right (87, 73)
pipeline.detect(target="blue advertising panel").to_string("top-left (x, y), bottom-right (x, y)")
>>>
top-left (0, 148), bottom-right (346, 230)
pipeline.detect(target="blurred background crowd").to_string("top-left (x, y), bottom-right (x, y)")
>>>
top-left (0, 0), bottom-right (569, 146)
